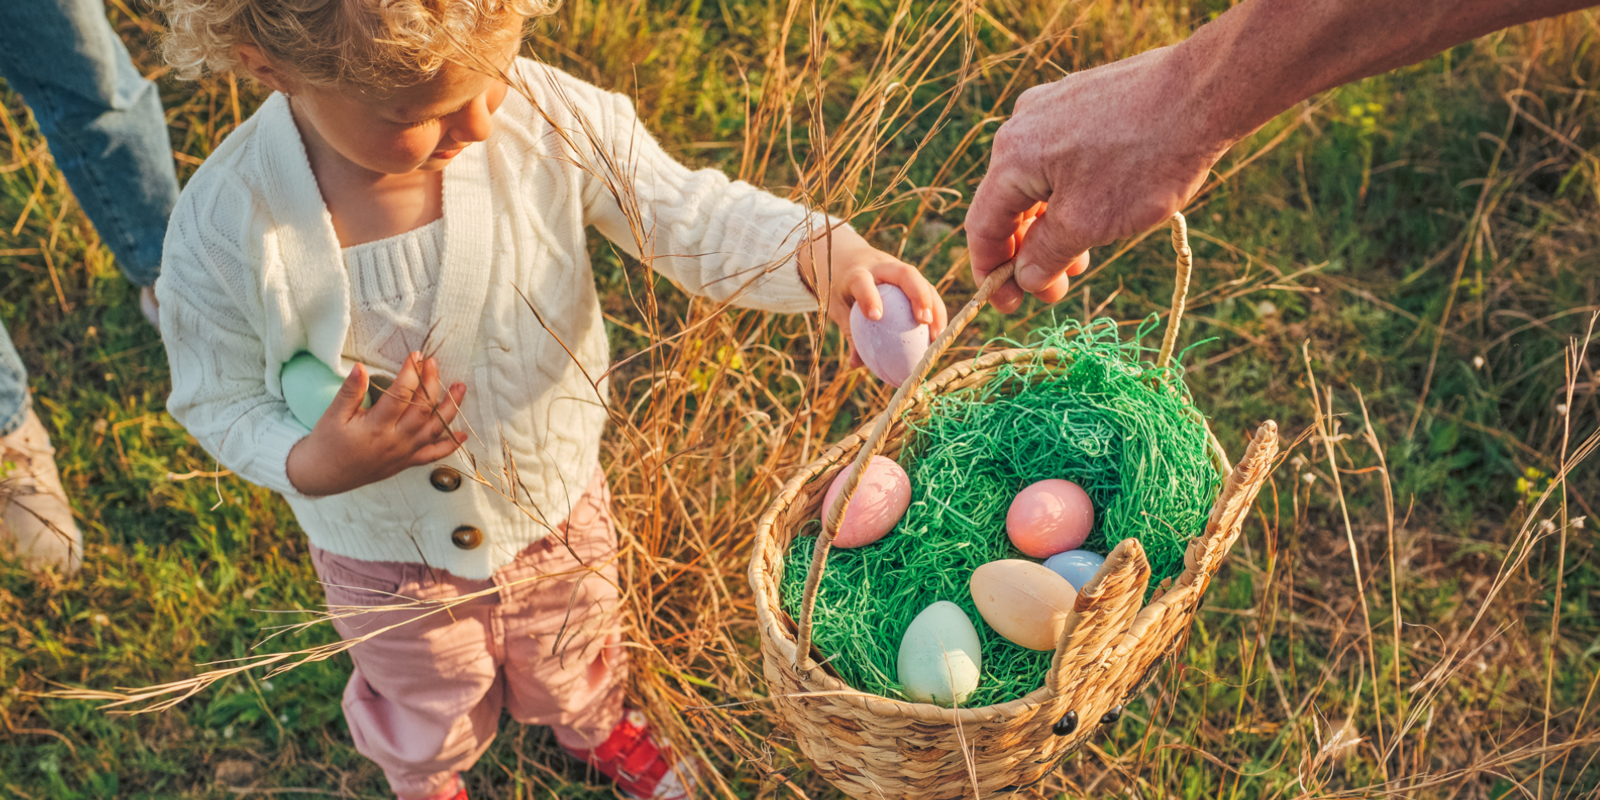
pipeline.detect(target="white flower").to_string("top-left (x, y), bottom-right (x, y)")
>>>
top-left (1303, 473), bottom-right (1317, 484)
top-left (1473, 356), bottom-right (1485, 369)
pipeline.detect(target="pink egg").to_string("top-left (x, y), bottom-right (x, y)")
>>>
top-left (849, 284), bottom-right (930, 387)
top-left (820, 455), bottom-right (912, 548)
top-left (1006, 479), bottom-right (1094, 558)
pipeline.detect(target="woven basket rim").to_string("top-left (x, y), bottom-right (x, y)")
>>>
top-left (749, 345), bottom-right (1232, 725)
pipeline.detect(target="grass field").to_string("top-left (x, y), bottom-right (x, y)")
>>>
top-left (1, 1), bottom-right (1598, 798)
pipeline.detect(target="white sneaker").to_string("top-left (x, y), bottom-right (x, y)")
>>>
top-left (0, 407), bottom-right (82, 575)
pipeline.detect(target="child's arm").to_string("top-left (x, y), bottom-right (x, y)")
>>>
top-left (159, 216), bottom-right (465, 498)
top-left (550, 67), bottom-right (944, 335)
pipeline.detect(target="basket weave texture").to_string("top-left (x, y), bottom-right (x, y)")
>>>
top-left (747, 215), bottom-right (1279, 799)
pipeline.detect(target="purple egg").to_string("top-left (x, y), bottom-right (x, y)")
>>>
top-left (849, 284), bottom-right (929, 387)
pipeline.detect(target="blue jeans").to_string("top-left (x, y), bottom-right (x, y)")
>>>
top-left (0, 0), bottom-right (178, 434)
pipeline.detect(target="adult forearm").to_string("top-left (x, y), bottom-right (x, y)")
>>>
top-left (966, 0), bottom-right (1594, 312)
top-left (1182, 0), bottom-right (1593, 147)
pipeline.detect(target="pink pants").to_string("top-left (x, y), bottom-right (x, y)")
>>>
top-left (310, 471), bottom-right (626, 800)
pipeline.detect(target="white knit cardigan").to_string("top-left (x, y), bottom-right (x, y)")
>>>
top-left (158, 59), bottom-right (824, 578)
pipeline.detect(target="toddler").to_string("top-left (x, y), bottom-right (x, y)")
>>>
top-left (152, 0), bottom-right (945, 798)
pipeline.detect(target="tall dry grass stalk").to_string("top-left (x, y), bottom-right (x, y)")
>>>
top-left (37, 2), bottom-right (1600, 798)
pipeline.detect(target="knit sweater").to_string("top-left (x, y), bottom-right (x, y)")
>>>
top-left (342, 219), bottom-right (444, 373)
top-left (157, 59), bottom-right (825, 578)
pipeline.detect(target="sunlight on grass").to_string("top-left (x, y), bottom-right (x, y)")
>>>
top-left (0, 0), bottom-right (1596, 798)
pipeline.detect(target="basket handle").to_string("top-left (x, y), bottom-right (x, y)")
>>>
top-left (791, 212), bottom-right (1195, 669)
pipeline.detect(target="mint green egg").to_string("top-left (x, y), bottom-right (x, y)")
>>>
top-left (280, 352), bottom-right (348, 430)
top-left (897, 600), bottom-right (982, 706)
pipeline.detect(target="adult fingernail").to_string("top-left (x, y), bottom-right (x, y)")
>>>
top-left (1017, 263), bottom-right (1047, 290)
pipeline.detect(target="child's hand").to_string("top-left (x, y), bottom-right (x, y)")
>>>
top-left (800, 228), bottom-right (949, 367)
top-left (286, 353), bottom-right (468, 497)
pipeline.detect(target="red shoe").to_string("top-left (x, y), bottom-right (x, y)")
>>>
top-left (406, 774), bottom-right (467, 800)
top-left (565, 709), bottom-right (699, 799)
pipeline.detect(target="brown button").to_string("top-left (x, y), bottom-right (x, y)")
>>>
top-left (450, 526), bottom-right (482, 550)
top-left (430, 466), bottom-right (462, 492)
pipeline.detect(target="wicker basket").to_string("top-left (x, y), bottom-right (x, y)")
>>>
top-left (748, 214), bottom-right (1280, 799)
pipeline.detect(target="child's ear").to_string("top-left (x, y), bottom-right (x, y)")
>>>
top-left (234, 44), bottom-right (295, 95)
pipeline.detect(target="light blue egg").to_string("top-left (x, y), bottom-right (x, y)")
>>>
top-left (1043, 549), bottom-right (1106, 591)
top-left (280, 352), bottom-right (348, 430)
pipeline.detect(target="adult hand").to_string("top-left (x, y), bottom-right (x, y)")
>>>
top-left (966, 46), bottom-right (1229, 313)
top-left (966, 0), bottom-right (1596, 314)
top-left (286, 352), bottom-right (468, 496)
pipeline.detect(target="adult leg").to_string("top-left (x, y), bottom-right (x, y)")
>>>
top-left (0, 0), bottom-right (177, 287)
top-left (0, 324), bottom-right (81, 574)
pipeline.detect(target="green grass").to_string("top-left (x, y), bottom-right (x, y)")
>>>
top-left (2, 1), bottom-right (1598, 798)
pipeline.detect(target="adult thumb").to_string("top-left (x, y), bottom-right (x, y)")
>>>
top-left (1011, 203), bottom-right (1091, 294)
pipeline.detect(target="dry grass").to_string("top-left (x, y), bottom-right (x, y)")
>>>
top-left (1, 1), bottom-right (1598, 798)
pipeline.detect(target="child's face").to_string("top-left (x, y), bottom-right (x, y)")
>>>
top-left (240, 26), bottom-right (523, 175)
top-left (301, 57), bottom-right (513, 174)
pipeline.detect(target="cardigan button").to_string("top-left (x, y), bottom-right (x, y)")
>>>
top-left (430, 466), bottom-right (462, 492)
top-left (450, 526), bottom-right (483, 550)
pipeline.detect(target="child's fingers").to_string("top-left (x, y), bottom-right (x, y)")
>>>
top-left (846, 272), bottom-right (884, 320)
top-left (401, 357), bottom-right (445, 430)
top-left (324, 363), bottom-right (369, 424)
top-left (431, 382), bottom-right (467, 429)
top-left (870, 261), bottom-right (946, 332)
top-left (375, 353), bottom-right (422, 423)
top-left (929, 287), bottom-right (949, 334)
top-left (411, 431), bottom-right (468, 465)
top-left (412, 382), bottom-right (467, 444)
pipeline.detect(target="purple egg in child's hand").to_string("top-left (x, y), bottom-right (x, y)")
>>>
top-left (849, 284), bottom-right (929, 387)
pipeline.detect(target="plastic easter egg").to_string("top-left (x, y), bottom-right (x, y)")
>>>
top-left (280, 352), bottom-right (368, 430)
top-left (820, 455), bottom-right (912, 548)
top-left (897, 600), bottom-right (983, 705)
top-left (1043, 549), bottom-right (1106, 591)
top-left (1006, 479), bottom-right (1095, 558)
top-left (849, 284), bottom-right (929, 387)
top-left (969, 559), bottom-right (1078, 651)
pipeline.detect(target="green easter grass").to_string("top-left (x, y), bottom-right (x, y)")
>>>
top-left (780, 319), bottom-right (1222, 707)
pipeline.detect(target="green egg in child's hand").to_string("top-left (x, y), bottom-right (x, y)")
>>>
top-left (281, 352), bottom-right (368, 430)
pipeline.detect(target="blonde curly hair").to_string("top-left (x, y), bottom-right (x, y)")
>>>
top-left (157, 0), bottom-right (555, 89)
